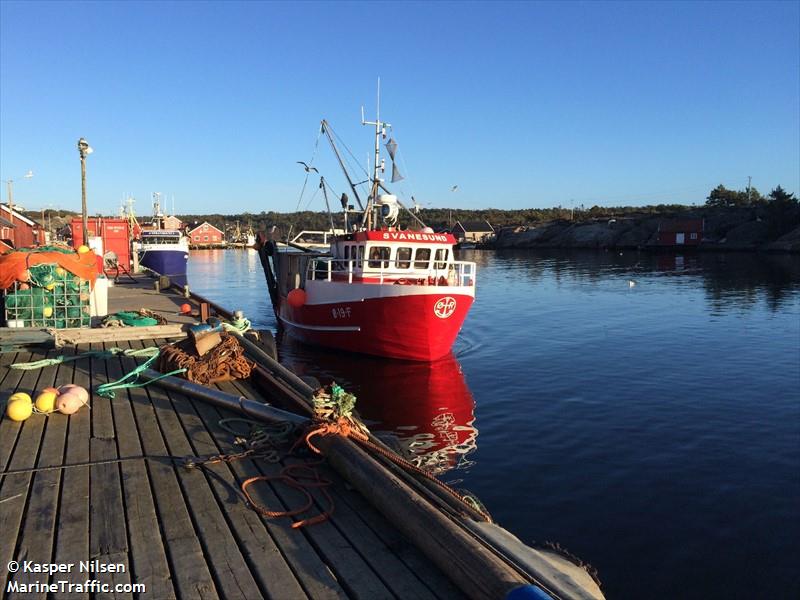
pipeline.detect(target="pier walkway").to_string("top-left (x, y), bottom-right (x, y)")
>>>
top-left (1, 336), bottom-right (465, 599)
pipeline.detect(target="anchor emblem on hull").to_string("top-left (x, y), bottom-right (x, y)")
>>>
top-left (433, 297), bottom-right (457, 319)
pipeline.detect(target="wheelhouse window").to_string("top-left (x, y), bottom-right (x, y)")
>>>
top-left (357, 245), bottom-right (364, 267)
top-left (344, 245), bottom-right (350, 259)
top-left (414, 248), bottom-right (431, 269)
top-left (368, 246), bottom-right (390, 268)
top-left (397, 247), bottom-right (412, 269)
top-left (434, 248), bottom-right (449, 269)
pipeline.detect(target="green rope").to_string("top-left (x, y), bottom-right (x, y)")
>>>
top-left (95, 352), bottom-right (186, 399)
top-left (10, 346), bottom-right (160, 370)
top-left (222, 317), bottom-right (251, 333)
top-left (314, 383), bottom-right (357, 419)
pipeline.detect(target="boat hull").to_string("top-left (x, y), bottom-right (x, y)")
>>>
top-left (138, 248), bottom-right (189, 287)
top-left (278, 289), bottom-right (474, 361)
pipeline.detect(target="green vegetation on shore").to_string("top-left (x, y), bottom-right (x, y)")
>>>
top-left (178, 184), bottom-right (797, 239)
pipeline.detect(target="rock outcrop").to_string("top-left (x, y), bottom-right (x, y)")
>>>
top-left (493, 208), bottom-right (799, 253)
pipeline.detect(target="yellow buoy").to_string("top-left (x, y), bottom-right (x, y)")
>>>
top-left (9, 392), bottom-right (32, 404)
top-left (35, 391), bottom-right (58, 413)
top-left (43, 306), bottom-right (53, 318)
top-left (77, 245), bottom-right (90, 254)
top-left (7, 398), bottom-right (33, 421)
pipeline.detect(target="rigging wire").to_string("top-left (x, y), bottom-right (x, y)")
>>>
top-left (294, 129), bottom-right (323, 212)
top-left (324, 122), bottom-right (372, 200)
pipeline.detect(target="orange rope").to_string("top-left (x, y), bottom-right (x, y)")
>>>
top-left (240, 462), bottom-right (334, 529)
top-left (237, 413), bottom-right (492, 528)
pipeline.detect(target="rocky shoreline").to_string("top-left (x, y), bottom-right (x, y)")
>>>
top-left (491, 208), bottom-right (800, 253)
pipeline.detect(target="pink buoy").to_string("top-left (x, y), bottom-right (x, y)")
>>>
top-left (287, 288), bottom-right (306, 308)
top-left (57, 392), bottom-right (85, 415)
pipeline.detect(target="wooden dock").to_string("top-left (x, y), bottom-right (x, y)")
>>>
top-left (1, 276), bottom-right (603, 600)
top-left (1, 337), bottom-right (468, 599)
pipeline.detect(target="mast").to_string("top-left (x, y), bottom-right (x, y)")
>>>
top-left (321, 120), bottom-right (364, 211)
top-left (361, 78), bottom-right (390, 230)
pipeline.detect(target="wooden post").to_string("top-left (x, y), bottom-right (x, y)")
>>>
top-left (200, 302), bottom-right (210, 322)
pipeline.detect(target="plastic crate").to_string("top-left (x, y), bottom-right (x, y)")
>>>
top-left (3, 263), bottom-right (91, 328)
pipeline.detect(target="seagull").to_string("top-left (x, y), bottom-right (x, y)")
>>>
top-left (296, 161), bottom-right (318, 173)
top-left (451, 185), bottom-right (459, 192)
top-left (628, 280), bottom-right (637, 288)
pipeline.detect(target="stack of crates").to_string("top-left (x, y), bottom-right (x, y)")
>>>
top-left (3, 263), bottom-right (91, 328)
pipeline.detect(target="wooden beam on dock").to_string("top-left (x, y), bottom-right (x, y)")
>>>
top-left (53, 324), bottom-right (187, 347)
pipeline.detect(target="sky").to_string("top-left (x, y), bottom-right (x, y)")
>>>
top-left (1, 0), bottom-right (798, 216)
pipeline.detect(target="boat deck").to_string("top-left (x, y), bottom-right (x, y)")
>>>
top-left (0, 337), bottom-right (466, 599)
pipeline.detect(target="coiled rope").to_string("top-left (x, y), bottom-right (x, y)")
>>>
top-left (240, 383), bottom-right (493, 527)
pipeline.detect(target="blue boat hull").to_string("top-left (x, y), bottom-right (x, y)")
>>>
top-left (139, 249), bottom-right (188, 287)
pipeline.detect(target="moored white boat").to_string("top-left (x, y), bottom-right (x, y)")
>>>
top-left (135, 193), bottom-right (189, 287)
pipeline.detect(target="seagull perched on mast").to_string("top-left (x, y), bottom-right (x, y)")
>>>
top-left (296, 161), bottom-right (319, 173)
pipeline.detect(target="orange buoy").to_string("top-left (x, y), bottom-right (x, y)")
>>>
top-left (287, 288), bottom-right (306, 308)
top-left (180, 303), bottom-right (192, 314)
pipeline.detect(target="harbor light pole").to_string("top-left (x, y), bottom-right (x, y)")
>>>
top-left (78, 138), bottom-right (93, 245)
top-left (3, 170), bottom-right (33, 246)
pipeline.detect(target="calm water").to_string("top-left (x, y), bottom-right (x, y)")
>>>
top-left (188, 248), bottom-right (800, 599)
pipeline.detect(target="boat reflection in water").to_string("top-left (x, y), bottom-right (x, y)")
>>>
top-left (277, 333), bottom-right (478, 478)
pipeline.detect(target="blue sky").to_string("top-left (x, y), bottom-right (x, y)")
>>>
top-left (1, 1), bottom-right (798, 216)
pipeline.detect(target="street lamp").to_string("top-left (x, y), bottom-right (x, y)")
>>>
top-left (2, 170), bottom-right (33, 246)
top-left (78, 138), bottom-right (93, 245)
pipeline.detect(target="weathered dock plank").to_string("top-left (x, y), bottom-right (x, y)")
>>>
top-left (131, 341), bottom-right (262, 600)
top-left (0, 351), bottom-right (31, 471)
top-left (52, 347), bottom-right (92, 599)
top-left (118, 343), bottom-right (219, 599)
top-left (0, 351), bottom-right (48, 593)
top-left (140, 342), bottom-right (312, 600)
top-left (10, 349), bottom-right (71, 598)
top-left (189, 386), bottom-right (346, 600)
top-left (88, 342), bottom-right (133, 599)
top-left (104, 342), bottom-right (175, 599)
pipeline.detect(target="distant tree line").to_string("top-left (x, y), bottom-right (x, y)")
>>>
top-left (178, 202), bottom-right (713, 238)
top-left (705, 184), bottom-right (796, 208)
top-left (25, 184), bottom-right (797, 240)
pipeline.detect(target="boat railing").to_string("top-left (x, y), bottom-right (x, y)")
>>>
top-left (306, 258), bottom-right (476, 287)
top-left (289, 229), bottom-right (345, 248)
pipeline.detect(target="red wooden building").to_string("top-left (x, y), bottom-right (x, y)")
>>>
top-left (1, 203), bottom-right (42, 248)
top-left (657, 218), bottom-right (704, 246)
top-left (188, 222), bottom-right (224, 247)
top-left (1, 216), bottom-right (15, 252)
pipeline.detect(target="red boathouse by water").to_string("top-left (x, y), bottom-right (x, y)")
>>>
top-left (657, 218), bottom-right (704, 246)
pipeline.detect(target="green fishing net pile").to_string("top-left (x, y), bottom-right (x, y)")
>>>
top-left (4, 263), bottom-right (91, 328)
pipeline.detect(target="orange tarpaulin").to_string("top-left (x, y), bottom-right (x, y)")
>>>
top-left (0, 248), bottom-right (98, 290)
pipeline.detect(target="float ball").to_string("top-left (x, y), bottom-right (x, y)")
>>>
top-left (57, 392), bottom-right (84, 415)
top-left (9, 392), bottom-right (32, 404)
top-left (180, 303), bottom-right (192, 314)
top-left (7, 398), bottom-right (33, 421)
top-left (287, 288), bottom-right (306, 308)
top-left (35, 391), bottom-right (58, 413)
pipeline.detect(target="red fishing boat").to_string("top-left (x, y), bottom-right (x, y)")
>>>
top-left (257, 97), bottom-right (476, 361)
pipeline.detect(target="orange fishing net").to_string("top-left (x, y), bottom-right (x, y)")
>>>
top-left (0, 247), bottom-right (99, 290)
